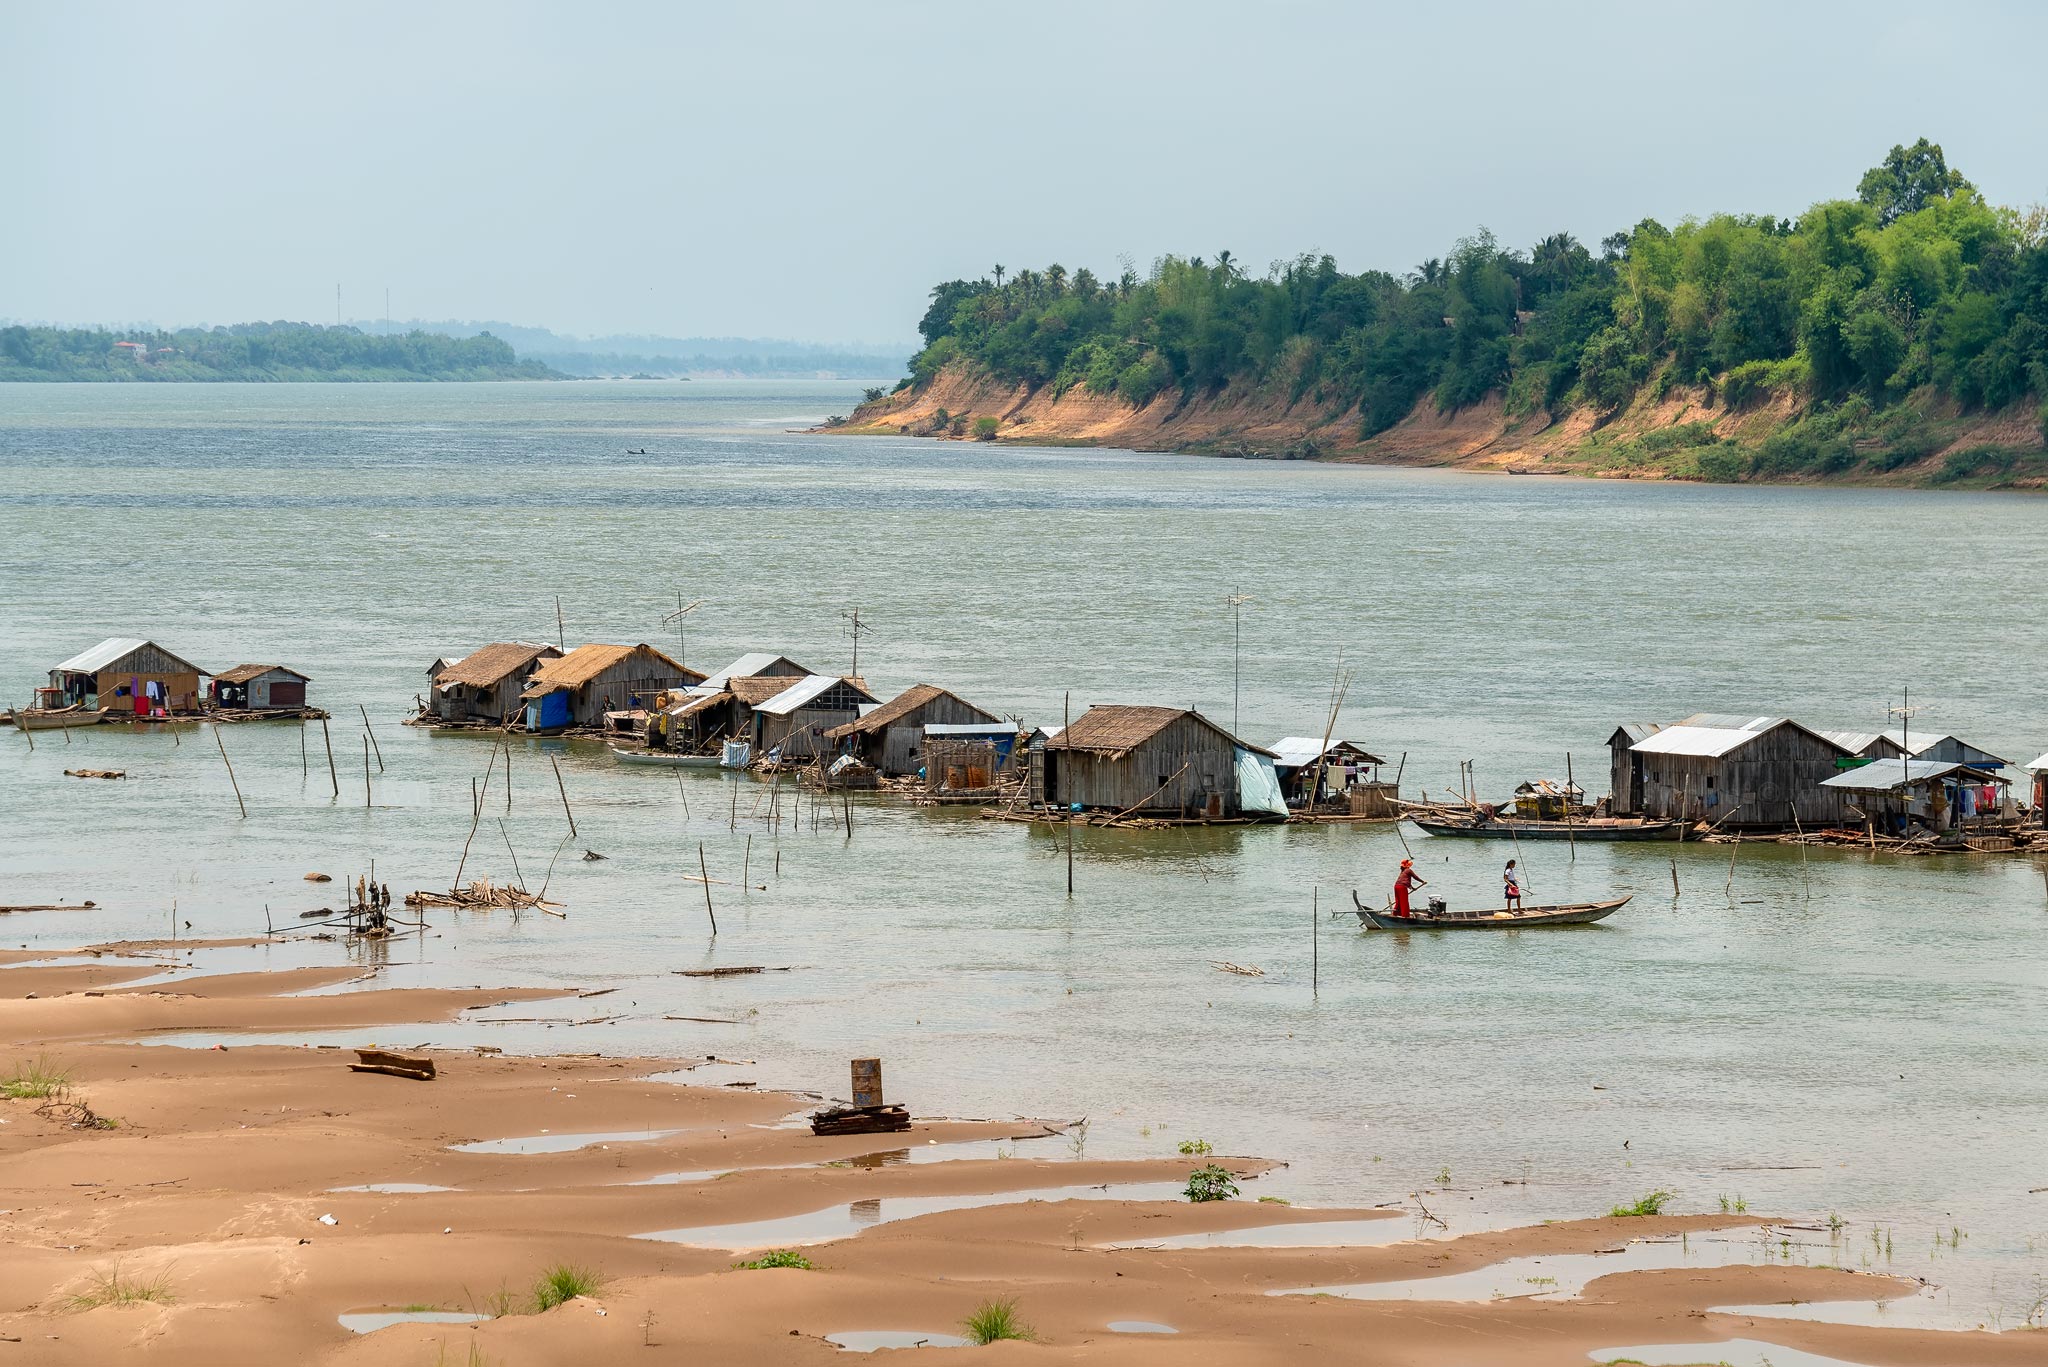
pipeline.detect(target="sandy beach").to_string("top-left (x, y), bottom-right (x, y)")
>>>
top-left (0, 941), bottom-right (2034, 1366)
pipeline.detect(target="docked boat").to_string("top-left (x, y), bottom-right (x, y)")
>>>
top-left (1409, 815), bottom-right (1680, 842)
top-left (6, 704), bottom-right (109, 732)
top-left (608, 744), bottom-right (721, 768)
top-left (1352, 890), bottom-right (1630, 930)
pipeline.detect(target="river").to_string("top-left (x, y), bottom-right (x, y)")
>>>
top-left (2, 380), bottom-right (2044, 1329)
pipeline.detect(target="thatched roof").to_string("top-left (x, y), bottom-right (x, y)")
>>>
top-left (728, 674), bottom-right (800, 706)
top-left (212, 663), bottom-right (309, 686)
top-left (826, 684), bottom-right (995, 739)
top-left (1048, 705), bottom-right (1271, 759)
top-left (521, 643), bottom-right (701, 696)
top-left (435, 642), bottom-right (560, 689)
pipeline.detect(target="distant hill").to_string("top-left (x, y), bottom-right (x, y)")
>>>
top-left (0, 321), bottom-right (557, 382)
top-left (356, 320), bottom-right (910, 378)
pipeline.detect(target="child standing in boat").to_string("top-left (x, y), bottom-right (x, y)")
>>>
top-left (1503, 859), bottom-right (1523, 910)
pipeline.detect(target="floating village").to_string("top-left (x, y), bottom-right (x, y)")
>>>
top-left (10, 635), bottom-right (2046, 880)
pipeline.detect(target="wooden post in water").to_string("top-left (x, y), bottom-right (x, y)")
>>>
top-left (214, 726), bottom-right (247, 819)
top-left (1563, 752), bottom-right (1576, 862)
top-left (555, 595), bottom-right (565, 651)
top-left (551, 755), bottom-right (577, 837)
top-left (359, 704), bottom-right (384, 772)
top-left (300, 722), bottom-right (308, 778)
top-left (18, 701), bottom-right (31, 752)
top-left (742, 834), bottom-right (752, 891)
top-left (1669, 859), bottom-right (1680, 896)
top-left (1063, 690), bottom-right (1074, 899)
top-left (320, 716), bottom-right (339, 798)
top-left (363, 735), bottom-right (372, 808)
top-left (842, 788), bottom-right (853, 839)
top-left (697, 843), bottom-right (717, 935)
top-left (1311, 886), bottom-right (1318, 996)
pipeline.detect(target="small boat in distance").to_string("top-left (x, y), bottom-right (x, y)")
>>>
top-left (1352, 890), bottom-right (1630, 930)
top-left (608, 745), bottom-right (720, 768)
top-left (1409, 815), bottom-right (1681, 842)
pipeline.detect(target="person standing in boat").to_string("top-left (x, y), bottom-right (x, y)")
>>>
top-left (1503, 859), bottom-right (1523, 911)
top-left (1393, 859), bottom-right (1426, 918)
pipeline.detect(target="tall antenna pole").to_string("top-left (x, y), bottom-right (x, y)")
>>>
top-left (336, 283), bottom-right (341, 327)
top-left (1224, 591), bottom-right (1252, 736)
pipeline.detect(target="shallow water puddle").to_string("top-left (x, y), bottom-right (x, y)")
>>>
top-left (639, 1180), bottom-right (1184, 1249)
top-left (623, 1135), bottom-right (1055, 1187)
top-left (826, 1331), bottom-right (973, 1351)
top-left (1105, 1216), bottom-right (1411, 1250)
top-left (1274, 1230), bottom-right (1798, 1301)
top-left (328, 1182), bottom-right (457, 1194)
top-left (338, 1309), bottom-right (486, 1333)
top-left (1713, 1287), bottom-right (1994, 1333)
top-left (1590, 1340), bottom-right (1877, 1367)
top-left (1106, 1320), bottom-right (1178, 1334)
top-left (451, 1128), bottom-right (685, 1155)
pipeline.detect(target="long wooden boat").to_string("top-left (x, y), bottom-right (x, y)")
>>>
top-left (1410, 815), bottom-right (1680, 842)
top-left (1351, 889), bottom-right (1630, 930)
top-left (609, 745), bottom-right (721, 768)
top-left (7, 704), bottom-right (109, 732)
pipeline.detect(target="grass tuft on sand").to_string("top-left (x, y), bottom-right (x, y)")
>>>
top-left (962, 1297), bottom-right (1034, 1345)
top-left (531, 1264), bottom-right (604, 1313)
top-left (733, 1249), bottom-right (814, 1270)
top-left (2, 1055), bottom-right (71, 1099)
top-left (65, 1264), bottom-right (175, 1311)
top-left (1608, 1190), bottom-right (1675, 1217)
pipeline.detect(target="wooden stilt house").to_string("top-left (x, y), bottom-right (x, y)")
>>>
top-left (825, 684), bottom-right (1002, 776)
top-left (1042, 705), bottom-right (1283, 820)
top-left (1621, 717), bottom-right (1858, 829)
top-left (519, 643), bottom-right (704, 732)
top-left (430, 643), bottom-right (562, 724)
top-left (43, 638), bottom-right (204, 716)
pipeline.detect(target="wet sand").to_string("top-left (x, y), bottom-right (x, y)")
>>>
top-left (0, 944), bottom-right (2036, 1366)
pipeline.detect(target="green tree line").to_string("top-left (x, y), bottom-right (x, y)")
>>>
top-left (0, 321), bottom-right (557, 381)
top-left (907, 141), bottom-right (2048, 477)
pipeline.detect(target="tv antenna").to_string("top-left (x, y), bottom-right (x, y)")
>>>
top-left (1222, 590), bottom-right (1254, 735)
top-left (841, 606), bottom-right (874, 679)
top-left (660, 596), bottom-right (706, 673)
top-left (1886, 686), bottom-right (1924, 763)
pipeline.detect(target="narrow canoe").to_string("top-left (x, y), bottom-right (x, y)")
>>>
top-left (1410, 816), bottom-right (1680, 842)
top-left (9, 705), bottom-right (110, 732)
top-left (608, 745), bottom-right (721, 768)
top-left (1351, 890), bottom-right (1630, 930)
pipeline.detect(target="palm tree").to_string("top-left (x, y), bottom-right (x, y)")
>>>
top-left (992, 264), bottom-right (1006, 289)
top-left (1046, 263), bottom-right (1068, 296)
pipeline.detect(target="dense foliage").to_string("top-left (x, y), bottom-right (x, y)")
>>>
top-left (907, 141), bottom-right (2048, 472)
top-left (0, 322), bottom-right (556, 381)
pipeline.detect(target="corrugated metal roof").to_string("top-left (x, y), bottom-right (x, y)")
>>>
top-left (1608, 721), bottom-right (1667, 745)
top-left (1820, 758), bottom-right (2000, 792)
top-left (2026, 752), bottom-right (2048, 773)
top-left (696, 653), bottom-right (809, 692)
top-left (54, 637), bottom-right (151, 674)
top-left (1266, 737), bottom-right (1385, 770)
top-left (1814, 729), bottom-right (1892, 755)
top-left (755, 674), bottom-right (866, 718)
top-left (1880, 729), bottom-right (2010, 766)
top-left (923, 722), bottom-right (1016, 737)
top-left (1631, 723), bottom-right (1786, 758)
top-left (212, 663), bottom-right (309, 685)
top-left (1676, 713), bottom-right (1780, 732)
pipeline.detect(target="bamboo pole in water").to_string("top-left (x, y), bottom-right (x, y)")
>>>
top-left (363, 735), bottom-right (371, 808)
top-left (551, 756), bottom-right (577, 837)
top-left (214, 727), bottom-right (247, 819)
top-left (320, 716), bottom-right (339, 798)
top-left (359, 704), bottom-right (384, 772)
top-left (697, 843), bottom-right (717, 936)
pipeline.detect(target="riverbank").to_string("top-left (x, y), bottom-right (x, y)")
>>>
top-left (828, 364), bottom-right (2048, 489)
top-left (1, 937), bottom-right (2036, 1365)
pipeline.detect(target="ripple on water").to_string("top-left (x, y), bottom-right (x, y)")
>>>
top-left (638, 1181), bottom-right (1184, 1249)
top-left (826, 1331), bottom-right (973, 1351)
top-left (1713, 1287), bottom-right (2002, 1334)
top-left (450, 1128), bottom-right (684, 1155)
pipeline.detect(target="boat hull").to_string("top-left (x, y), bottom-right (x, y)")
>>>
top-left (12, 708), bottom-right (109, 731)
top-left (1353, 892), bottom-right (1630, 930)
top-left (1410, 817), bottom-right (1679, 842)
top-left (609, 746), bottom-right (720, 768)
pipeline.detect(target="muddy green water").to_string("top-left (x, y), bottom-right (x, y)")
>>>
top-left (2, 382), bottom-right (2044, 1327)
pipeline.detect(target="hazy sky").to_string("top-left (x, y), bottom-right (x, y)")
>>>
top-left (7, 2), bottom-right (2045, 344)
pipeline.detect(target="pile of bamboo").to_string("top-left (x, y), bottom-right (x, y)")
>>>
top-left (406, 879), bottom-right (560, 911)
